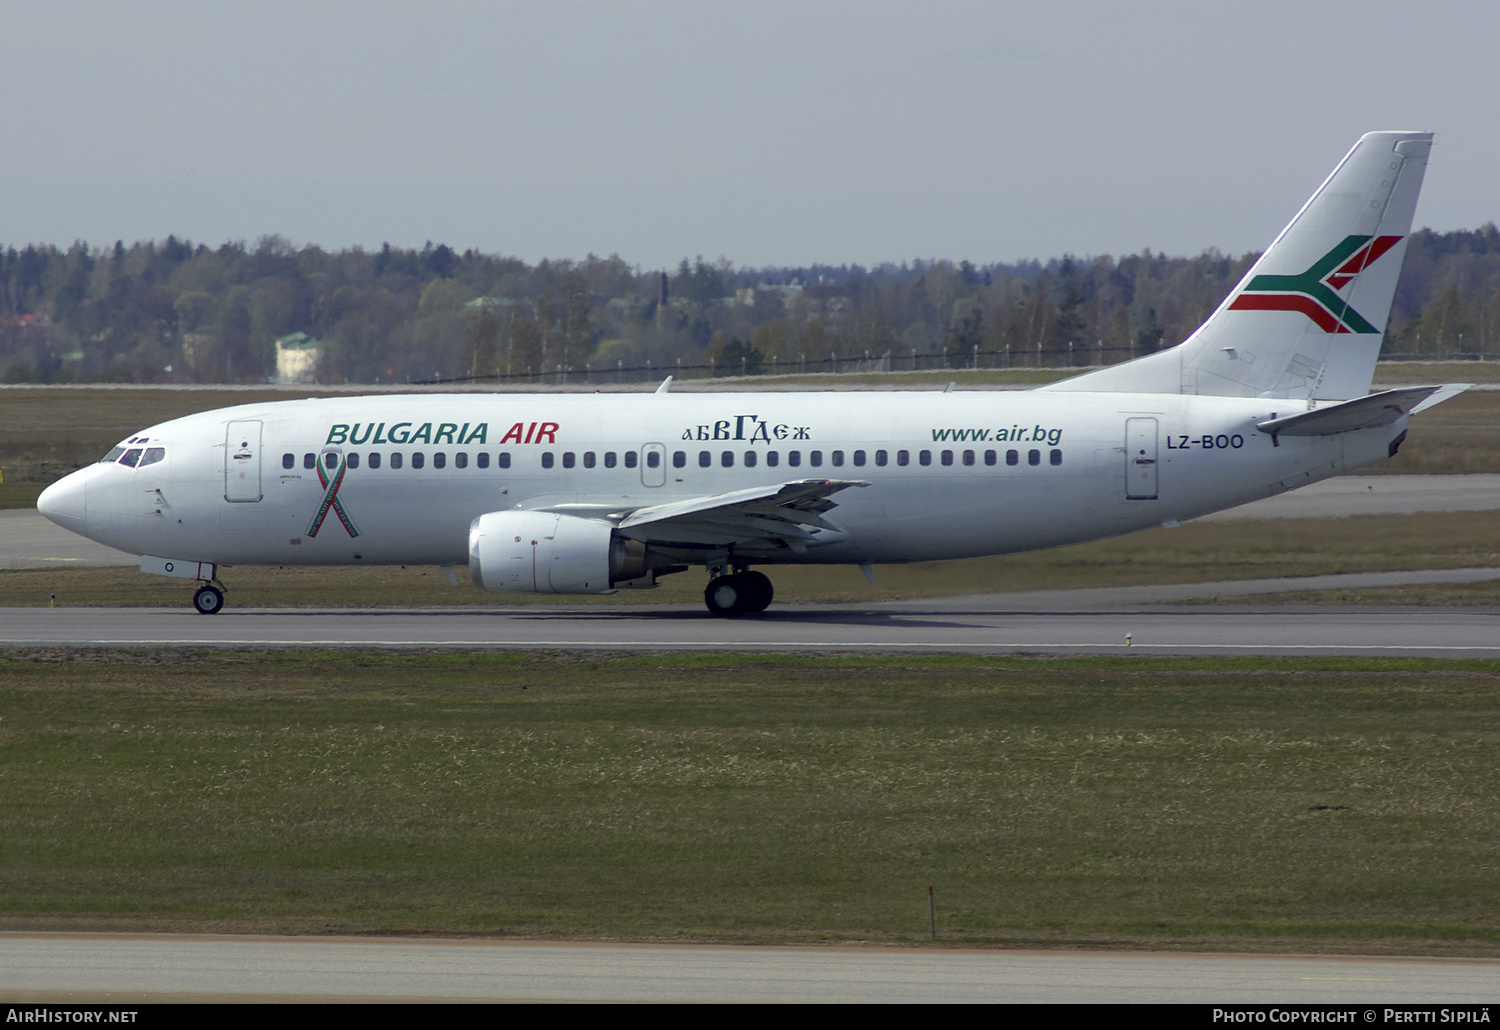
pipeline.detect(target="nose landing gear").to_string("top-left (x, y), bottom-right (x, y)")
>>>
top-left (703, 570), bottom-right (773, 618)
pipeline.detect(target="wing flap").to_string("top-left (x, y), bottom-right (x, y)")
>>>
top-left (616, 478), bottom-right (869, 546)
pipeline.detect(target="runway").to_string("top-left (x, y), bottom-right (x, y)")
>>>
top-left (5, 588), bottom-right (1500, 656)
top-left (3, 934), bottom-right (1498, 1003)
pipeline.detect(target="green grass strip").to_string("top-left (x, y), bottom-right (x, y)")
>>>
top-left (3, 649), bottom-right (1499, 954)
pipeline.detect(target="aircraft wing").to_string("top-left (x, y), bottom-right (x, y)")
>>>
top-left (608, 478), bottom-right (870, 550)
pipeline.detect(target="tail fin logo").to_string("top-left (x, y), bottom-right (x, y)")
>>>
top-left (1227, 234), bottom-right (1403, 334)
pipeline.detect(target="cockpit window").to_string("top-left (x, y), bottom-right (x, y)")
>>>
top-left (138, 447), bottom-right (166, 468)
top-left (102, 447), bottom-right (126, 463)
top-left (118, 449), bottom-right (143, 468)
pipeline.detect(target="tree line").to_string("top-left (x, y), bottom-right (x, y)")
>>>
top-left (3, 225), bottom-right (1499, 386)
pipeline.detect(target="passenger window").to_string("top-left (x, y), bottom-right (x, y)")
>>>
top-left (788, 451), bottom-right (801, 467)
top-left (984, 450), bottom-right (997, 466)
top-left (455, 452), bottom-right (467, 469)
top-left (412, 452), bottom-right (425, 469)
top-left (391, 452), bottom-right (403, 469)
top-left (583, 451), bottom-right (596, 468)
top-left (767, 451), bottom-right (779, 467)
top-left (1028, 449), bottom-right (1040, 466)
top-left (303, 453), bottom-right (316, 470)
top-left (433, 452), bottom-right (446, 469)
top-left (673, 451), bottom-right (686, 468)
top-left (604, 452), bottom-right (617, 468)
top-left (369, 452), bottom-right (382, 469)
top-left (476, 452), bottom-right (488, 469)
top-left (625, 451), bottom-right (639, 469)
top-left (962, 450), bottom-right (975, 466)
top-left (831, 450), bottom-right (843, 467)
top-left (919, 450), bottom-right (932, 466)
top-left (940, 450), bottom-right (953, 466)
top-left (1006, 450), bottom-right (1019, 466)
top-left (744, 450), bottom-right (757, 468)
top-left (325, 453), bottom-right (338, 468)
top-left (897, 450), bottom-right (909, 466)
top-left (721, 451), bottom-right (734, 467)
top-left (562, 452), bottom-right (576, 469)
top-left (875, 450), bottom-right (887, 467)
top-left (541, 453), bottom-right (554, 469)
top-left (119, 449), bottom-right (142, 467)
top-left (347, 453), bottom-right (360, 469)
top-left (1050, 449), bottom-right (1063, 466)
top-left (809, 451), bottom-right (822, 467)
top-left (282, 453), bottom-right (294, 469)
top-left (498, 452), bottom-right (511, 469)
top-left (853, 450), bottom-right (866, 467)
top-left (699, 451), bottom-right (711, 468)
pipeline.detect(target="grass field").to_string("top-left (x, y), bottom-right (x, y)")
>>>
top-left (2, 649), bottom-right (1497, 954)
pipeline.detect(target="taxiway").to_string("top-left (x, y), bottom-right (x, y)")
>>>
top-left (3, 934), bottom-right (1498, 1004)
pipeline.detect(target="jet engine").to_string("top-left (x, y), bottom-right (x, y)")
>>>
top-left (468, 510), bottom-right (654, 594)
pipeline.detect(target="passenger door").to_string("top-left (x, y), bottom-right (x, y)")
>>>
top-left (224, 420), bottom-right (263, 502)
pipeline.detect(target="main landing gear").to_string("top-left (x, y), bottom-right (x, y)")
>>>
top-left (704, 570), bottom-right (773, 618)
top-left (192, 582), bottom-right (225, 615)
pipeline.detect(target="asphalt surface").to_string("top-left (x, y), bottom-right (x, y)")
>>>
top-left (6, 592), bottom-right (1500, 656)
top-left (0, 508), bottom-right (137, 570)
top-left (3, 935), bottom-right (1498, 1004)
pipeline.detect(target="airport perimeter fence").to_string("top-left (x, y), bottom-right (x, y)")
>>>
top-left (414, 346), bottom-right (1500, 388)
top-left (418, 342), bottom-right (1151, 387)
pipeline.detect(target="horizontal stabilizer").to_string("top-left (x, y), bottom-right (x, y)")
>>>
top-left (1255, 385), bottom-right (1467, 437)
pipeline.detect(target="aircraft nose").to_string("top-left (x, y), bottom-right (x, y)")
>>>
top-left (37, 472), bottom-right (87, 533)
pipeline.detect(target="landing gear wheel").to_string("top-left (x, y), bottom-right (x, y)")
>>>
top-left (705, 574), bottom-right (750, 618)
top-left (192, 584), bottom-right (225, 615)
top-left (740, 571), bottom-right (774, 613)
top-left (704, 572), bottom-right (774, 617)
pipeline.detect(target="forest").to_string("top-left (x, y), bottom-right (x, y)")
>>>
top-left (2, 225), bottom-right (1499, 386)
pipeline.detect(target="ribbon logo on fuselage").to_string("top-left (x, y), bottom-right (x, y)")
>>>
top-left (307, 453), bottom-right (360, 538)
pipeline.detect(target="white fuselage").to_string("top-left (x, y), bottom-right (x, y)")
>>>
top-left (41, 389), bottom-right (1401, 571)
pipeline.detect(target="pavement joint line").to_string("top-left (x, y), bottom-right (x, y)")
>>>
top-left (11, 638), bottom-right (1500, 652)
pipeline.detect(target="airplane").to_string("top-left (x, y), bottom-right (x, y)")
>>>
top-left (37, 131), bottom-right (1466, 618)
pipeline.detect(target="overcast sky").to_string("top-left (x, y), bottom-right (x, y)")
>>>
top-left (4, 0), bottom-right (1496, 270)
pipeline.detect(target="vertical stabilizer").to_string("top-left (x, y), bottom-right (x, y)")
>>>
top-left (1042, 131), bottom-right (1432, 400)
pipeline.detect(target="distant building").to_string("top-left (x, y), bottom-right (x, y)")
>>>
top-left (275, 332), bottom-right (322, 383)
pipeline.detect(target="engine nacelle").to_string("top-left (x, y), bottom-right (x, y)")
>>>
top-left (468, 510), bottom-right (648, 594)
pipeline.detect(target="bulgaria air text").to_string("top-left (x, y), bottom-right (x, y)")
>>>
top-left (325, 421), bottom-right (561, 446)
